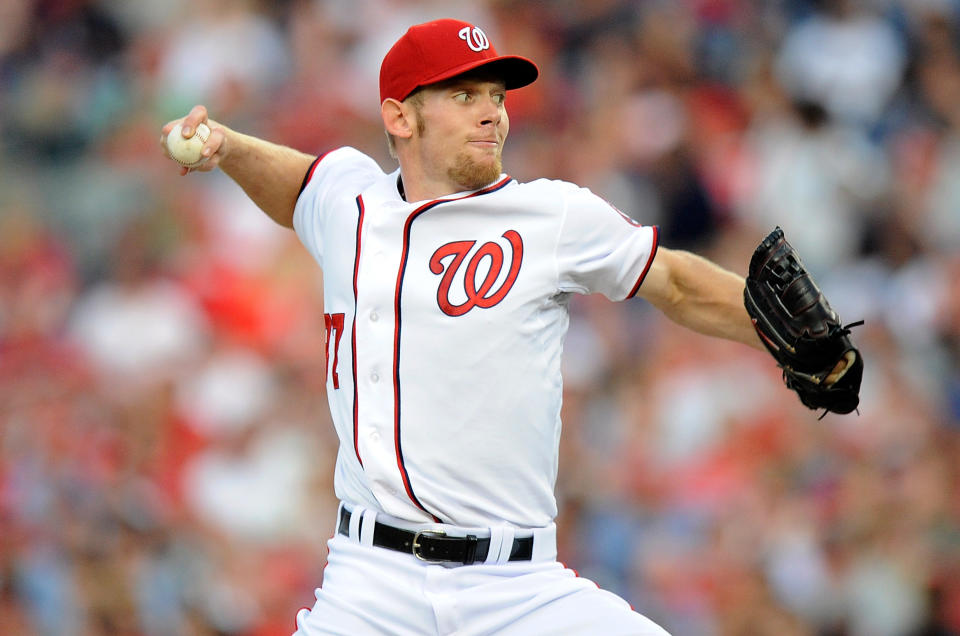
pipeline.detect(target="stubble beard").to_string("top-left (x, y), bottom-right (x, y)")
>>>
top-left (448, 150), bottom-right (502, 192)
top-left (412, 108), bottom-right (504, 192)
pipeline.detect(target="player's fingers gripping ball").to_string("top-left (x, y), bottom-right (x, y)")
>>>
top-left (743, 226), bottom-right (864, 416)
top-left (165, 121), bottom-right (211, 168)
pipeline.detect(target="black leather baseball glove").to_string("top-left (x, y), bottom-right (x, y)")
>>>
top-left (744, 227), bottom-right (864, 416)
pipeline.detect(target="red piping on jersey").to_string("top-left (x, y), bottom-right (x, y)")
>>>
top-left (628, 225), bottom-right (660, 299)
top-left (351, 196), bottom-right (366, 466)
top-left (391, 176), bottom-right (514, 522)
top-left (298, 150), bottom-right (334, 197)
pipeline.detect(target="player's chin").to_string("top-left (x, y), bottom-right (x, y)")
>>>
top-left (449, 159), bottom-right (501, 191)
top-left (476, 150), bottom-right (504, 172)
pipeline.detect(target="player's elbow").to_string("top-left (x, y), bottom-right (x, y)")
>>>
top-left (637, 247), bottom-right (689, 314)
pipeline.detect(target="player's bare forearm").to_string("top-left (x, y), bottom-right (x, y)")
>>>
top-left (638, 247), bottom-right (764, 351)
top-left (161, 105), bottom-right (313, 228)
top-left (217, 129), bottom-right (314, 228)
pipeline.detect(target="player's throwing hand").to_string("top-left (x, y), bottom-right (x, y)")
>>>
top-left (160, 104), bottom-right (226, 176)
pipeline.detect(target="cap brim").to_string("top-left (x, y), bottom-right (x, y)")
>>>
top-left (413, 55), bottom-right (539, 97)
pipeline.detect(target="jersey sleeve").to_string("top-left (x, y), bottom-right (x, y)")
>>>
top-left (555, 183), bottom-right (659, 301)
top-left (293, 146), bottom-right (383, 267)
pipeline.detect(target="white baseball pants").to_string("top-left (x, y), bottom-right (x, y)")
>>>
top-left (292, 507), bottom-right (670, 636)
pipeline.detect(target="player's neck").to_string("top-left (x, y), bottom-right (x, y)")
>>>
top-left (397, 166), bottom-right (458, 203)
top-left (397, 169), bottom-right (498, 203)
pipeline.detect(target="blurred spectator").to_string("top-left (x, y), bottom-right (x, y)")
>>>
top-left (155, 0), bottom-right (290, 119)
top-left (736, 97), bottom-right (890, 273)
top-left (66, 216), bottom-right (210, 401)
top-left (775, 0), bottom-right (907, 129)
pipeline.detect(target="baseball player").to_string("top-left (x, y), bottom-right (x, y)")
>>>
top-left (161, 18), bottom-right (856, 636)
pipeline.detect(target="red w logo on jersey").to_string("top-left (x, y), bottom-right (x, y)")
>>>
top-left (429, 230), bottom-right (523, 317)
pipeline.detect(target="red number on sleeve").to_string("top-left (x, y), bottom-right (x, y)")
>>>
top-left (323, 312), bottom-right (346, 389)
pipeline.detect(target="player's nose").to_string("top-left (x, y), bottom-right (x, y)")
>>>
top-left (478, 97), bottom-right (502, 127)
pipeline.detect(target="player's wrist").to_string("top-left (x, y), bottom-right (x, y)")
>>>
top-left (212, 124), bottom-right (244, 169)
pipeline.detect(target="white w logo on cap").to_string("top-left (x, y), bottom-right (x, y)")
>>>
top-left (458, 26), bottom-right (490, 53)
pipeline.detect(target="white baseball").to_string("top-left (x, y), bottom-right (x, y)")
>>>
top-left (166, 121), bottom-right (211, 168)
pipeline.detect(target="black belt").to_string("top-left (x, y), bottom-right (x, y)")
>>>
top-left (338, 508), bottom-right (533, 565)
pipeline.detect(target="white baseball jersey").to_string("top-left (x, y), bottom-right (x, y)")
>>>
top-left (294, 146), bottom-right (658, 529)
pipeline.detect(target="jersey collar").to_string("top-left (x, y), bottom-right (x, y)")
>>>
top-left (395, 171), bottom-right (511, 203)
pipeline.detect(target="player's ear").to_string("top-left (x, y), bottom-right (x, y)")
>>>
top-left (381, 98), bottom-right (414, 140)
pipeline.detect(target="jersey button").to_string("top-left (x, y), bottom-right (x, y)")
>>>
top-left (369, 430), bottom-right (380, 442)
top-left (371, 372), bottom-right (379, 383)
top-left (370, 311), bottom-right (379, 322)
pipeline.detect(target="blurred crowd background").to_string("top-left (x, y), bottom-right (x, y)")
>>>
top-left (2, 0), bottom-right (959, 634)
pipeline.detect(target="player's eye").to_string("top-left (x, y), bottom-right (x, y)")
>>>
top-left (453, 92), bottom-right (471, 103)
top-left (493, 93), bottom-right (506, 106)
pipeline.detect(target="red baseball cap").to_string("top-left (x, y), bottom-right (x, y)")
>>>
top-left (379, 19), bottom-right (539, 103)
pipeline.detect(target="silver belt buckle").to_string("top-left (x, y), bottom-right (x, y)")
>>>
top-left (412, 529), bottom-right (447, 562)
